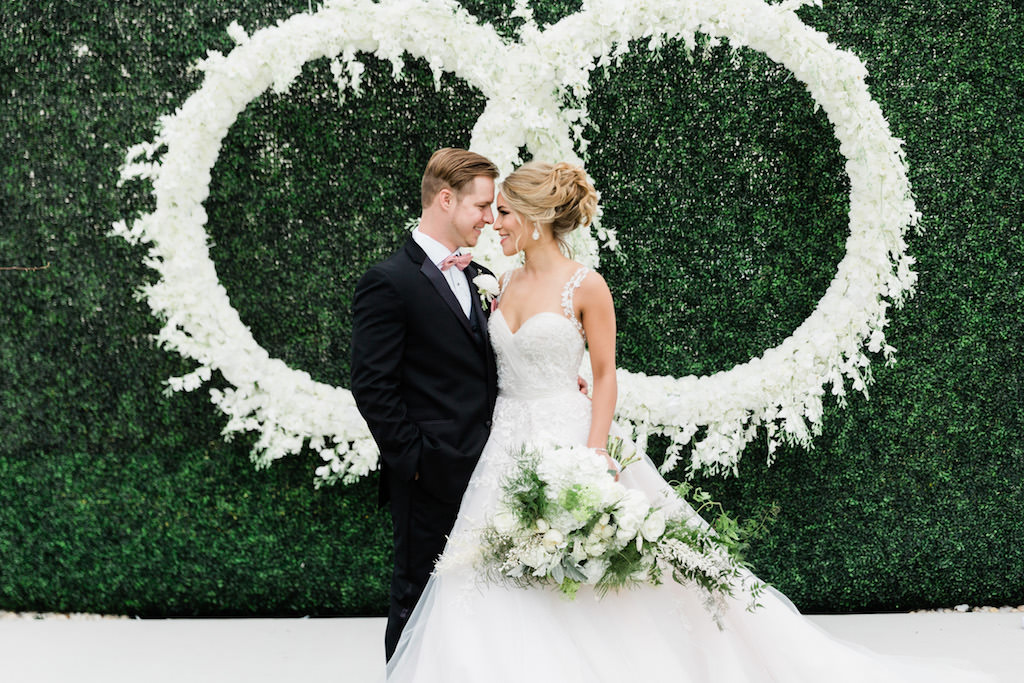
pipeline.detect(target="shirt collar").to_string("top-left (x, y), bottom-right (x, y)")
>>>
top-left (412, 227), bottom-right (460, 268)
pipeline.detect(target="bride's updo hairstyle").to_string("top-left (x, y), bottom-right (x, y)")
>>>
top-left (500, 161), bottom-right (599, 252)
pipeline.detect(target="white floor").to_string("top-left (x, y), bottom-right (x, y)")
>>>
top-left (0, 613), bottom-right (1020, 682)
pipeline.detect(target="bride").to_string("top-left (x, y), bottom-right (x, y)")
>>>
top-left (384, 161), bottom-right (992, 682)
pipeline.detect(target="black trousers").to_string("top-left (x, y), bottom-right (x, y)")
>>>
top-left (384, 478), bottom-right (461, 661)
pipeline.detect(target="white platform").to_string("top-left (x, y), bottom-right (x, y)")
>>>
top-left (0, 613), bottom-right (1020, 682)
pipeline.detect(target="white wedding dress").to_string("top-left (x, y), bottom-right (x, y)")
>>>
top-left (385, 267), bottom-right (991, 682)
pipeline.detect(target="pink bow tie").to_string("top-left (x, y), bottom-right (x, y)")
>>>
top-left (440, 252), bottom-right (472, 271)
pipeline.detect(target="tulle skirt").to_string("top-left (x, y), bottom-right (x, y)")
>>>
top-left (385, 391), bottom-right (992, 682)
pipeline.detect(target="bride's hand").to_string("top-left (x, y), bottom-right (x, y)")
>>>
top-left (596, 448), bottom-right (620, 481)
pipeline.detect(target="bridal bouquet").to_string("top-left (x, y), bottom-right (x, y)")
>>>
top-left (473, 442), bottom-right (769, 623)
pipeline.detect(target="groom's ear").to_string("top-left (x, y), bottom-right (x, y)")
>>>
top-left (437, 187), bottom-right (454, 211)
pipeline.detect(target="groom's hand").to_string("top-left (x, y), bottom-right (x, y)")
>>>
top-left (577, 375), bottom-right (589, 396)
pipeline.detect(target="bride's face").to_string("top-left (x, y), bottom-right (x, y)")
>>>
top-left (494, 192), bottom-right (527, 256)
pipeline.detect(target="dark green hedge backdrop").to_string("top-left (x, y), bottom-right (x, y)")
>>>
top-left (1, 0), bottom-right (1021, 616)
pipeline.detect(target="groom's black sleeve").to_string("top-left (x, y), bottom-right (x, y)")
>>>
top-left (351, 266), bottom-right (421, 484)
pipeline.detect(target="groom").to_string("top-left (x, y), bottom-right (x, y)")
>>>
top-left (350, 148), bottom-right (500, 660)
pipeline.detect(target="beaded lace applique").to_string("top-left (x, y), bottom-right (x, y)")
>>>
top-left (561, 266), bottom-right (588, 339)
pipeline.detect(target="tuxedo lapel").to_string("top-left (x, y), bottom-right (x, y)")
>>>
top-left (406, 239), bottom-right (477, 340)
top-left (464, 262), bottom-right (491, 350)
top-left (464, 262), bottom-right (497, 410)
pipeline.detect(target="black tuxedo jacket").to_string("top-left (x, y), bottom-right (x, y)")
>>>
top-left (350, 235), bottom-right (498, 505)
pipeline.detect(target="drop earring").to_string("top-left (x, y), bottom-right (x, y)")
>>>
top-left (532, 226), bottom-right (540, 240)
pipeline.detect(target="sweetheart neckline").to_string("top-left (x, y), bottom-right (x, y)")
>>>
top-left (493, 309), bottom-right (575, 337)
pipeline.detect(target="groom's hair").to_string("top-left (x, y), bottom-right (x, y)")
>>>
top-left (421, 148), bottom-right (499, 208)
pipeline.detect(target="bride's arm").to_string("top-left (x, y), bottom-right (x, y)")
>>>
top-left (578, 271), bottom-right (617, 452)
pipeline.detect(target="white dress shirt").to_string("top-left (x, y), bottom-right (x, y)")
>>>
top-left (412, 228), bottom-right (473, 318)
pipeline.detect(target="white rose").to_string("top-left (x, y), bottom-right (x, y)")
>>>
top-left (640, 510), bottom-right (666, 542)
top-left (493, 509), bottom-right (517, 535)
top-left (614, 490), bottom-right (648, 536)
top-left (591, 521), bottom-right (614, 541)
top-left (542, 529), bottom-right (565, 552)
top-left (535, 518), bottom-right (550, 533)
top-left (473, 273), bottom-right (499, 294)
top-left (473, 273), bottom-right (500, 307)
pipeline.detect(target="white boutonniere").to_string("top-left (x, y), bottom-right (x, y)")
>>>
top-left (473, 273), bottom-right (500, 311)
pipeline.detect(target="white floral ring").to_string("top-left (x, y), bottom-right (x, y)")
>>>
top-left (112, 0), bottom-right (600, 484)
top-left (562, 0), bottom-right (920, 474)
top-left (114, 0), bottom-right (919, 484)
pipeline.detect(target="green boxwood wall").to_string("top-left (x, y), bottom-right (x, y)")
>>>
top-left (1, 0), bottom-right (1021, 615)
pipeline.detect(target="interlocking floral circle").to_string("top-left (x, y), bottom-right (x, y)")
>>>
top-left (114, 0), bottom-right (919, 485)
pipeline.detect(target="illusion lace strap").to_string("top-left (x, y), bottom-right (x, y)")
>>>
top-left (497, 270), bottom-right (514, 304)
top-left (561, 266), bottom-right (589, 338)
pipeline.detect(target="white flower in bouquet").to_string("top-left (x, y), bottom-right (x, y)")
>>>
top-left (613, 489), bottom-right (648, 538)
top-left (517, 542), bottom-right (548, 570)
top-left (640, 510), bottom-right (667, 543)
top-left (657, 539), bottom-right (729, 580)
top-left (582, 558), bottom-right (609, 584)
top-left (536, 444), bottom-right (590, 483)
top-left (570, 538), bottom-right (588, 564)
top-left (549, 505), bottom-right (587, 533)
top-left (596, 480), bottom-right (626, 509)
top-left (591, 517), bottom-right (615, 541)
top-left (493, 507), bottom-right (517, 535)
top-left (584, 540), bottom-right (607, 557)
top-left (542, 529), bottom-right (565, 553)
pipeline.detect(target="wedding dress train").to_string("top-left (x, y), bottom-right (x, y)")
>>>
top-left (385, 267), bottom-right (990, 682)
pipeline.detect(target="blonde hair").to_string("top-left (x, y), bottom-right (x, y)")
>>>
top-left (499, 161), bottom-right (598, 251)
top-left (421, 147), bottom-right (499, 208)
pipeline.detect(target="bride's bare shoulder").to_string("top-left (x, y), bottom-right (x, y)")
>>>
top-left (497, 268), bottom-right (520, 292)
top-left (569, 264), bottom-right (611, 305)
top-left (569, 262), bottom-right (605, 286)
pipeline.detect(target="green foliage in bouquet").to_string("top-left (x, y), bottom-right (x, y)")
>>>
top-left (471, 444), bottom-right (775, 623)
top-left (500, 448), bottom-right (550, 524)
top-left (659, 482), bottom-right (778, 602)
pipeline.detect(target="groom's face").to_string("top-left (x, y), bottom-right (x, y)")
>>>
top-left (447, 175), bottom-right (495, 248)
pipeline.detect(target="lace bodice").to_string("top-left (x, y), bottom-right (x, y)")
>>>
top-left (459, 266), bottom-right (592, 498)
top-left (490, 267), bottom-right (588, 400)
